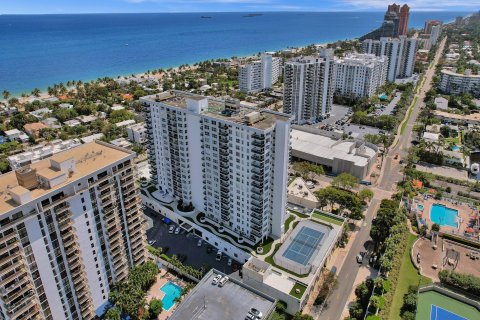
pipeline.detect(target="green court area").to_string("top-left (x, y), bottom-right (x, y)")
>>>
top-left (416, 290), bottom-right (480, 320)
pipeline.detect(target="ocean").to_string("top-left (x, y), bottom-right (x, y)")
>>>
top-left (0, 11), bottom-right (467, 95)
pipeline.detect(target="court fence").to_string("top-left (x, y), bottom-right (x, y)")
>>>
top-left (418, 283), bottom-right (480, 311)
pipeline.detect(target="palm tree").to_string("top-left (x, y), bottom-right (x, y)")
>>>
top-left (2, 90), bottom-right (10, 100)
top-left (31, 88), bottom-right (41, 97)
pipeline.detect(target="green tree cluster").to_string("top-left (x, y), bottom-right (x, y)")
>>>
top-left (438, 270), bottom-right (480, 296)
top-left (315, 186), bottom-right (364, 220)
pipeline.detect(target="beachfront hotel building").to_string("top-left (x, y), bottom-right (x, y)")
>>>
top-left (239, 53), bottom-right (281, 93)
top-left (362, 35), bottom-right (417, 81)
top-left (334, 53), bottom-right (388, 98)
top-left (283, 50), bottom-right (336, 124)
top-left (0, 142), bottom-right (146, 320)
top-left (142, 91), bottom-right (291, 242)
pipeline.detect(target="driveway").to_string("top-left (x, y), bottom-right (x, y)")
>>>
top-left (144, 208), bottom-right (237, 274)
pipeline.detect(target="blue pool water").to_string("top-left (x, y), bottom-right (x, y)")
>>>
top-left (451, 146), bottom-right (460, 151)
top-left (160, 281), bottom-right (182, 311)
top-left (430, 204), bottom-right (458, 228)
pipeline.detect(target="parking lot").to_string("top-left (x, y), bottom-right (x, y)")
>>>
top-left (144, 208), bottom-right (237, 274)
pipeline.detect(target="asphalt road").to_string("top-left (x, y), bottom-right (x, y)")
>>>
top-left (317, 37), bottom-right (447, 320)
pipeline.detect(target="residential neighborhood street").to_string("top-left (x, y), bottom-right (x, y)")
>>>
top-left (316, 37), bottom-right (447, 320)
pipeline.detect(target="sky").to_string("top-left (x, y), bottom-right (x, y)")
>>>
top-left (1, 0), bottom-right (479, 14)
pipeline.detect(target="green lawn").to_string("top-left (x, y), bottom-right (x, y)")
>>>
top-left (388, 234), bottom-right (432, 320)
top-left (289, 282), bottom-right (307, 299)
top-left (284, 214), bottom-right (295, 231)
top-left (255, 237), bottom-right (275, 256)
top-left (416, 290), bottom-right (480, 320)
top-left (312, 211), bottom-right (344, 226)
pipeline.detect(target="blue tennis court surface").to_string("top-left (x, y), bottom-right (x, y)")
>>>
top-left (431, 305), bottom-right (468, 320)
top-left (282, 226), bottom-right (324, 265)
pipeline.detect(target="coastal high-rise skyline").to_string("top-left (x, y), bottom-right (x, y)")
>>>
top-left (360, 3), bottom-right (411, 40)
top-left (142, 91), bottom-right (291, 242)
top-left (283, 50), bottom-right (336, 123)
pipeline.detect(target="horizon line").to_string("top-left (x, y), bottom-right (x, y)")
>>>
top-left (0, 10), bottom-right (472, 15)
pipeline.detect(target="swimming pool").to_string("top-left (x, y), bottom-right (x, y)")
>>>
top-left (430, 204), bottom-right (458, 228)
top-left (160, 281), bottom-right (182, 311)
top-left (451, 145), bottom-right (460, 151)
top-left (418, 204), bottom-right (424, 211)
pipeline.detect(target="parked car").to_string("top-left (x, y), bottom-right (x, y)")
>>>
top-left (168, 226), bottom-right (175, 233)
top-left (212, 274), bottom-right (222, 285)
top-left (218, 276), bottom-right (229, 287)
top-left (216, 252), bottom-right (222, 261)
top-left (356, 253), bottom-right (363, 264)
top-left (227, 258), bottom-right (232, 266)
top-left (148, 240), bottom-right (156, 246)
top-left (197, 239), bottom-right (202, 247)
top-left (251, 308), bottom-right (263, 318)
top-left (174, 227), bottom-right (180, 234)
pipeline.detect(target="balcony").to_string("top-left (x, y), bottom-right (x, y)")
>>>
top-left (0, 239), bottom-right (18, 257)
top-left (0, 232), bottom-right (16, 245)
top-left (251, 161), bottom-right (263, 169)
top-left (251, 147), bottom-right (264, 155)
top-left (3, 277), bottom-right (29, 296)
top-left (251, 230), bottom-right (262, 238)
top-left (252, 133), bottom-right (265, 140)
top-left (252, 181), bottom-right (263, 189)
top-left (4, 283), bottom-right (31, 303)
top-left (252, 140), bottom-right (264, 148)
top-left (252, 154), bottom-right (264, 162)
top-left (8, 299), bottom-right (36, 319)
top-left (251, 186), bottom-right (262, 194)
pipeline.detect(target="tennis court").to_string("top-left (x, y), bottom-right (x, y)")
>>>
top-left (430, 305), bottom-right (467, 320)
top-left (416, 290), bottom-right (479, 320)
top-left (282, 226), bottom-right (324, 265)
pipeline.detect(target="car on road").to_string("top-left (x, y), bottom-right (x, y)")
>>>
top-left (174, 227), bottom-right (180, 234)
top-left (212, 274), bottom-right (222, 285)
top-left (168, 225), bottom-right (175, 233)
top-left (197, 239), bottom-right (202, 247)
top-left (148, 240), bottom-right (156, 246)
top-left (356, 253), bottom-right (363, 264)
top-left (216, 251), bottom-right (222, 261)
top-left (218, 276), bottom-right (229, 287)
top-left (227, 258), bottom-right (232, 266)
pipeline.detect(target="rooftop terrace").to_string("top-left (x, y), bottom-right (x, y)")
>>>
top-left (0, 141), bottom-right (133, 215)
top-left (142, 90), bottom-right (291, 130)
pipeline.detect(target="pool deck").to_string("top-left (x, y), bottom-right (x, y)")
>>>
top-left (146, 268), bottom-right (187, 320)
top-left (419, 198), bottom-right (476, 234)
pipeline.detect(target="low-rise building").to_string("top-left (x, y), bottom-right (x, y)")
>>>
top-left (80, 133), bottom-right (104, 144)
top-left (4, 129), bottom-right (29, 142)
top-left (29, 107), bottom-right (52, 119)
top-left (435, 97), bottom-right (449, 110)
top-left (170, 269), bottom-right (276, 320)
top-left (23, 122), bottom-right (47, 138)
top-left (126, 123), bottom-right (146, 144)
top-left (77, 115), bottom-right (98, 124)
top-left (423, 131), bottom-right (440, 142)
top-left (439, 69), bottom-right (480, 97)
top-left (64, 119), bottom-right (82, 127)
top-left (114, 119), bottom-right (136, 128)
top-left (59, 103), bottom-right (74, 109)
top-left (42, 117), bottom-right (62, 129)
top-left (111, 105), bottom-right (125, 111)
top-left (110, 137), bottom-right (132, 149)
top-left (290, 128), bottom-right (378, 179)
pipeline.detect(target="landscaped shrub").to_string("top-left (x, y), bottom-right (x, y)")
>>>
top-left (439, 270), bottom-right (480, 296)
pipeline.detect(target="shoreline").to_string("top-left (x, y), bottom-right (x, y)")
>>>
top-left (4, 41), bottom-right (333, 100)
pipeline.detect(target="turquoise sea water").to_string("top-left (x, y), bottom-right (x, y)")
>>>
top-left (430, 204), bottom-right (458, 228)
top-left (160, 281), bottom-right (182, 311)
top-left (0, 12), bottom-right (467, 95)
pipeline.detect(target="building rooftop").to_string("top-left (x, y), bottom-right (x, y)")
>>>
top-left (170, 270), bottom-right (276, 320)
top-left (142, 91), bottom-right (291, 130)
top-left (0, 141), bottom-right (133, 215)
top-left (291, 129), bottom-right (377, 167)
top-left (441, 69), bottom-right (480, 78)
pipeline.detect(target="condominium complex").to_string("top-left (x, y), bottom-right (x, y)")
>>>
top-left (439, 69), bottom-right (480, 97)
top-left (283, 50), bottom-right (336, 123)
top-left (142, 91), bottom-right (291, 243)
top-left (239, 53), bottom-right (281, 93)
top-left (0, 142), bottom-right (146, 320)
top-left (360, 3), bottom-right (410, 40)
top-left (362, 35), bottom-right (417, 81)
top-left (334, 54), bottom-right (388, 98)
